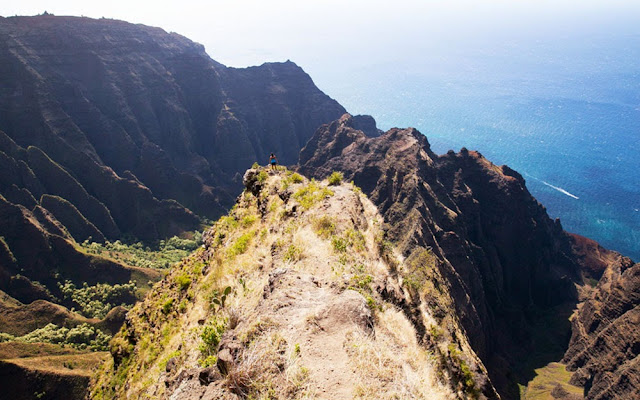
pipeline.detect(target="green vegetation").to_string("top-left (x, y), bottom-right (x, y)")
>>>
top-left (293, 180), bottom-right (334, 210)
top-left (351, 181), bottom-right (364, 195)
top-left (283, 244), bottom-right (302, 262)
top-left (160, 350), bottom-right (182, 369)
top-left (161, 298), bottom-right (174, 315)
top-left (0, 332), bottom-right (16, 343)
top-left (331, 229), bottom-right (365, 254)
top-left (217, 215), bottom-right (239, 232)
top-left (178, 299), bottom-right (188, 313)
top-left (256, 170), bottom-right (269, 183)
top-left (327, 171), bottom-right (344, 186)
top-left (240, 214), bottom-right (257, 227)
top-left (448, 344), bottom-right (478, 397)
top-left (209, 286), bottom-right (232, 310)
top-left (403, 247), bottom-right (437, 292)
top-left (80, 232), bottom-right (202, 269)
top-left (174, 273), bottom-right (191, 291)
top-left (199, 316), bottom-right (228, 362)
top-left (289, 173), bottom-right (304, 183)
top-left (430, 325), bottom-right (444, 342)
top-left (58, 280), bottom-right (137, 319)
top-left (344, 228), bottom-right (366, 252)
top-left (228, 231), bottom-right (255, 257)
top-left (521, 362), bottom-right (582, 400)
top-left (280, 171), bottom-right (305, 190)
top-left (312, 216), bottom-right (336, 239)
top-left (251, 162), bottom-right (260, 169)
top-left (1, 323), bottom-right (111, 351)
top-left (331, 236), bottom-right (349, 253)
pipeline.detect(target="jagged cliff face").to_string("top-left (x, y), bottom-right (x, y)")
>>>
top-left (0, 15), bottom-right (345, 230)
top-left (563, 256), bottom-right (639, 400)
top-left (298, 114), bottom-right (627, 398)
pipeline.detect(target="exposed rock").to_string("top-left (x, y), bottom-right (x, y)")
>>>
top-left (2, 184), bottom-right (37, 209)
top-left (0, 15), bottom-right (344, 228)
top-left (314, 289), bottom-right (374, 335)
top-left (216, 348), bottom-right (235, 376)
top-left (563, 259), bottom-right (639, 400)
top-left (198, 367), bottom-right (221, 385)
top-left (31, 204), bottom-right (72, 240)
top-left (298, 114), bottom-right (609, 398)
top-left (351, 114), bottom-right (382, 137)
top-left (25, 146), bottom-right (120, 239)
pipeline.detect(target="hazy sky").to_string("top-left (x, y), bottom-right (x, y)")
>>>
top-left (3, 1), bottom-right (639, 117)
top-left (4, 1), bottom-right (640, 67)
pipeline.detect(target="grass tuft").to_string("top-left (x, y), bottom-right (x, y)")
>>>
top-left (327, 171), bottom-right (344, 186)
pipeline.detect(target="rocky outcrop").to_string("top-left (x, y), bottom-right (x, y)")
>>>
top-left (563, 257), bottom-right (639, 400)
top-left (298, 114), bottom-right (603, 398)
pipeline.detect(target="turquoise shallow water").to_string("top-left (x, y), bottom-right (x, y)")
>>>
top-left (313, 50), bottom-right (640, 260)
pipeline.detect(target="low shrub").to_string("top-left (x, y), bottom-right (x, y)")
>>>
top-left (283, 245), bottom-right (302, 262)
top-left (14, 323), bottom-right (111, 351)
top-left (327, 171), bottom-right (344, 186)
top-left (289, 173), bottom-right (304, 183)
top-left (161, 298), bottom-right (174, 315)
top-left (199, 316), bottom-right (228, 359)
top-left (332, 236), bottom-right (349, 253)
top-left (175, 274), bottom-right (191, 291)
top-left (312, 216), bottom-right (336, 239)
top-left (228, 231), bottom-right (255, 257)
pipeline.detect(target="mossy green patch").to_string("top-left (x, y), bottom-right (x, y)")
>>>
top-left (228, 231), bottom-right (255, 257)
top-left (522, 362), bottom-right (582, 400)
top-left (293, 180), bottom-right (334, 210)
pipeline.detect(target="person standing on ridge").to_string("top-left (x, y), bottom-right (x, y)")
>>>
top-left (269, 153), bottom-right (278, 170)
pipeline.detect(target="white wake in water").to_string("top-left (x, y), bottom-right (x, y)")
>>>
top-left (540, 181), bottom-right (580, 199)
top-left (524, 174), bottom-right (580, 200)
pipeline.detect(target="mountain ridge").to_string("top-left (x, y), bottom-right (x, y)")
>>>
top-left (0, 15), bottom-right (637, 400)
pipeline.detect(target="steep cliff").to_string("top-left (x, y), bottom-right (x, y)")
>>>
top-left (298, 114), bottom-right (626, 398)
top-left (0, 15), bottom-right (346, 227)
top-left (563, 256), bottom-right (639, 399)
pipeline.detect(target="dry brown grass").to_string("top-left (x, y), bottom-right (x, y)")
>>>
top-left (223, 331), bottom-right (312, 399)
top-left (5, 352), bottom-right (108, 376)
top-left (0, 341), bottom-right (88, 359)
top-left (345, 309), bottom-right (454, 399)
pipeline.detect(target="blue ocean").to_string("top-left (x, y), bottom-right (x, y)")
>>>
top-left (310, 34), bottom-right (640, 260)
